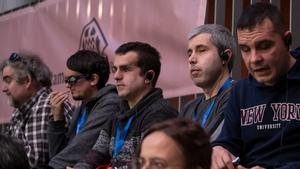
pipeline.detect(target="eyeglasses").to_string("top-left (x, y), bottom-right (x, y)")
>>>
top-left (132, 157), bottom-right (168, 169)
top-left (64, 75), bottom-right (88, 86)
top-left (9, 52), bottom-right (22, 62)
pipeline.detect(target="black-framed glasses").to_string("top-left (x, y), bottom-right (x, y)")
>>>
top-left (64, 75), bottom-right (89, 86)
top-left (9, 52), bottom-right (22, 62)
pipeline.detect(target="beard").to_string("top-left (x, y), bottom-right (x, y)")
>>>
top-left (72, 95), bottom-right (84, 101)
top-left (7, 96), bottom-right (21, 108)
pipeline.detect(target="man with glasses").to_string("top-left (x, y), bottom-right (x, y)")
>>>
top-left (0, 52), bottom-right (73, 169)
top-left (72, 42), bottom-right (178, 169)
top-left (48, 50), bottom-right (121, 169)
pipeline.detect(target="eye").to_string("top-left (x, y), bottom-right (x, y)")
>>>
top-left (121, 66), bottom-right (131, 72)
top-left (111, 66), bottom-right (117, 73)
top-left (151, 159), bottom-right (167, 169)
top-left (187, 49), bottom-right (192, 57)
top-left (257, 41), bottom-right (274, 50)
top-left (133, 157), bottom-right (146, 168)
top-left (65, 76), bottom-right (78, 85)
top-left (196, 47), bottom-right (205, 53)
top-left (3, 76), bottom-right (12, 84)
top-left (239, 45), bottom-right (250, 53)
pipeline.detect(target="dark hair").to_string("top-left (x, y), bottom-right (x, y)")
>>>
top-left (140, 118), bottom-right (212, 169)
top-left (237, 2), bottom-right (287, 36)
top-left (67, 50), bottom-right (110, 89)
top-left (0, 52), bottom-right (52, 88)
top-left (0, 134), bottom-right (30, 169)
top-left (115, 42), bottom-right (161, 87)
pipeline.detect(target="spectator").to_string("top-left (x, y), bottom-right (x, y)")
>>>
top-left (211, 3), bottom-right (300, 169)
top-left (180, 24), bottom-right (237, 140)
top-left (0, 134), bottom-right (30, 169)
top-left (133, 118), bottom-right (211, 169)
top-left (0, 52), bottom-right (73, 168)
top-left (73, 42), bottom-right (178, 169)
top-left (48, 50), bottom-right (121, 169)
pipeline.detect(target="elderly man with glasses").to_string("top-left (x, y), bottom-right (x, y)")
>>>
top-left (47, 50), bottom-right (121, 169)
top-left (0, 52), bottom-right (73, 169)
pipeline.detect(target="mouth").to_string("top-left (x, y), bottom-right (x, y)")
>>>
top-left (190, 68), bottom-right (201, 75)
top-left (116, 84), bottom-right (125, 87)
top-left (251, 67), bottom-right (269, 75)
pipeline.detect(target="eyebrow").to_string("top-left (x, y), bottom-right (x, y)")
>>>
top-left (64, 74), bottom-right (82, 78)
top-left (114, 62), bottom-right (137, 69)
top-left (3, 75), bottom-right (12, 81)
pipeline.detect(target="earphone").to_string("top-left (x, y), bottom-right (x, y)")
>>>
top-left (145, 71), bottom-right (154, 81)
top-left (283, 33), bottom-right (292, 47)
top-left (220, 50), bottom-right (229, 62)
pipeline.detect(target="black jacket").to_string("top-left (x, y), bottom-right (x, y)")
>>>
top-left (74, 88), bottom-right (178, 169)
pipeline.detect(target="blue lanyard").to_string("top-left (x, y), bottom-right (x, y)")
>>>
top-left (193, 77), bottom-right (232, 126)
top-left (113, 115), bottom-right (134, 157)
top-left (76, 108), bottom-right (87, 134)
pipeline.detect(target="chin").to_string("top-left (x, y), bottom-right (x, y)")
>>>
top-left (9, 100), bottom-right (19, 108)
top-left (72, 96), bottom-right (83, 101)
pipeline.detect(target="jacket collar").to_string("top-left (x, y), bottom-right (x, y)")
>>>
top-left (118, 88), bottom-right (163, 120)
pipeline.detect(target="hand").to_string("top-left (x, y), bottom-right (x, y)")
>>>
top-left (50, 91), bottom-right (70, 121)
top-left (211, 146), bottom-right (236, 169)
top-left (237, 165), bottom-right (265, 169)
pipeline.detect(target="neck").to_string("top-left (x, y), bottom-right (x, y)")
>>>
top-left (82, 88), bottom-right (99, 104)
top-left (127, 87), bottom-right (152, 109)
top-left (18, 86), bottom-right (40, 108)
top-left (203, 71), bottom-right (230, 100)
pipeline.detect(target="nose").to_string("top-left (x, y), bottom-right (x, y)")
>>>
top-left (249, 50), bottom-right (263, 64)
top-left (113, 70), bottom-right (122, 81)
top-left (2, 83), bottom-right (8, 93)
top-left (65, 82), bottom-right (71, 88)
top-left (188, 52), bottom-right (197, 64)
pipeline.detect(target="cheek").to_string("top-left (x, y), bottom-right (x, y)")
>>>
top-left (242, 55), bottom-right (251, 67)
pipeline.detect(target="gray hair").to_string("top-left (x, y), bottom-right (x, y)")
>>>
top-left (188, 24), bottom-right (238, 72)
top-left (0, 52), bottom-right (52, 88)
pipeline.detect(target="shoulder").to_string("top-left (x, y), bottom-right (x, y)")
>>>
top-left (150, 97), bottom-right (178, 116)
top-left (179, 94), bottom-right (205, 117)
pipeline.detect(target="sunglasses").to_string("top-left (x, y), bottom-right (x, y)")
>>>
top-left (9, 52), bottom-right (22, 62)
top-left (64, 75), bottom-right (89, 86)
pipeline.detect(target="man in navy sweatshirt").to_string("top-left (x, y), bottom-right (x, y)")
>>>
top-left (211, 3), bottom-right (300, 169)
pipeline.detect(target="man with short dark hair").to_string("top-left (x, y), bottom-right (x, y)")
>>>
top-left (0, 52), bottom-right (73, 169)
top-left (48, 50), bottom-right (121, 169)
top-left (211, 3), bottom-right (300, 169)
top-left (73, 42), bottom-right (178, 169)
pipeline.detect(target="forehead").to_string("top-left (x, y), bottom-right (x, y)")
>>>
top-left (2, 65), bottom-right (15, 77)
top-left (237, 19), bottom-right (279, 43)
top-left (188, 33), bottom-right (213, 48)
top-left (64, 67), bottom-right (81, 76)
top-left (113, 51), bottom-right (139, 66)
top-left (142, 131), bottom-right (181, 154)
